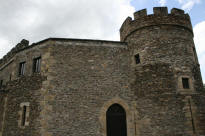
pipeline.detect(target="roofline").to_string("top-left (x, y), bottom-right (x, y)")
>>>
top-left (0, 37), bottom-right (127, 67)
top-left (20, 37), bottom-right (126, 51)
top-left (38, 37), bottom-right (125, 44)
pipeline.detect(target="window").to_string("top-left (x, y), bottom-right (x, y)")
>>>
top-left (182, 78), bottom-right (189, 89)
top-left (135, 54), bottom-right (140, 64)
top-left (21, 106), bottom-right (27, 126)
top-left (106, 104), bottom-right (127, 136)
top-left (19, 62), bottom-right (26, 76)
top-left (0, 80), bottom-right (3, 88)
top-left (33, 57), bottom-right (41, 73)
top-left (19, 102), bottom-right (30, 128)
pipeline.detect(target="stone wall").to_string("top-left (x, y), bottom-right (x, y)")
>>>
top-left (0, 91), bottom-right (7, 136)
top-left (120, 7), bottom-right (192, 42)
top-left (38, 40), bottom-right (137, 136)
top-left (123, 7), bottom-right (205, 136)
top-left (131, 63), bottom-right (189, 135)
top-left (0, 7), bottom-right (205, 136)
top-left (2, 75), bottom-right (45, 136)
top-left (0, 39), bottom-right (29, 68)
top-left (121, 7), bottom-right (203, 94)
top-left (0, 41), bottom-right (49, 136)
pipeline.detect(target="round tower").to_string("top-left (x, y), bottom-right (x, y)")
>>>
top-left (120, 7), bottom-right (203, 93)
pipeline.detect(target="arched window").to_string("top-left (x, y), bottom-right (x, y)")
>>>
top-left (106, 104), bottom-right (127, 136)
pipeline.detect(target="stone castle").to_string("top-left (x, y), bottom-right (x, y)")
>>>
top-left (0, 7), bottom-right (205, 136)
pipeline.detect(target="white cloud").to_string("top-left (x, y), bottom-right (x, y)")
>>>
top-left (176, 0), bottom-right (200, 11)
top-left (194, 21), bottom-right (205, 83)
top-left (182, 1), bottom-right (195, 10)
top-left (0, 38), bottom-right (12, 59)
top-left (158, 0), bottom-right (167, 6)
top-left (0, 0), bottom-right (135, 59)
top-left (177, 0), bottom-right (184, 3)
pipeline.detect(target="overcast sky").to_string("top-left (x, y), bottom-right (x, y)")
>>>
top-left (0, 0), bottom-right (204, 83)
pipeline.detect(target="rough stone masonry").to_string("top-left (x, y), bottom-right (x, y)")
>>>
top-left (0, 7), bottom-right (205, 136)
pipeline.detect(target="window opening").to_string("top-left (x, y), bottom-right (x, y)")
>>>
top-left (21, 106), bottom-right (27, 126)
top-left (182, 78), bottom-right (189, 89)
top-left (0, 80), bottom-right (3, 88)
top-left (33, 57), bottom-right (41, 73)
top-left (135, 54), bottom-right (140, 64)
top-left (19, 62), bottom-right (26, 76)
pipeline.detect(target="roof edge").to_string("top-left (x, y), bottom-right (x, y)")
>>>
top-left (0, 37), bottom-right (126, 67)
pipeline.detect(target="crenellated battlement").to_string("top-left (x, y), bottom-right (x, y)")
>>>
top-left (0, 39), bottom-right (29, 68)
top-left (120, 7), bottom-right (192, 41)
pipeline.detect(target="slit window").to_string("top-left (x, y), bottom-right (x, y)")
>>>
top-left (135, 54), bottom-right (140, 64)
top-left (21, 105), bottom-right (27, 126)
top-left (182, 78), bottom-right (189, 89)
top-left (19, 62), bottom-right (26, 76)
top-left (0, 80), bottom-right (3, 88)
top-left (33, 57), bottom-right (41, 73)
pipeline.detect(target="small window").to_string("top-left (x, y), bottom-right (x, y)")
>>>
top-left (135, 54), bottom-right (140, 64)
top-left (0, 80), bottom-right (3, 87)
top-left (33, 57), bottom-right (41, 73)
top-left (19, 102), bottom-right (30, 128)
top-left (182, 78), bottom-right (189, 89)
top-left (21, 105), bottom-right (27, 126)
top-left (19, 62), bottom-right (26, 76)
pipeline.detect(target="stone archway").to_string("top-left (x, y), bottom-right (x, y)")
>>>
top-left (99, 97), bottom-right (137, 136)
top-left (106, 103), bottom-right (127, 136)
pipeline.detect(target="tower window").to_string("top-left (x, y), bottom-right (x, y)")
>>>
top-left (19, 62), bottom-right (26, 76)
top-left (135, 54), bottom-right (140, 64)
top-left (0, 80), bottom-right (3, 87)
top-left (21, 105), bottom-right (27, 126)
top-left (33, 57), bottom-right (41, 73)
top-left (182, 78), bottom-right (189, 89)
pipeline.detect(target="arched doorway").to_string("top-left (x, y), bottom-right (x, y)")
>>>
top-left (106, 103), bottom-right (127, 136)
